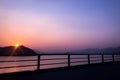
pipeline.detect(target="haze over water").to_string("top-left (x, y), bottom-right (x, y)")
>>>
top-left (0, 55), bottom-right (117, 73)
top-left (0, 0), bottom-right (120, 53)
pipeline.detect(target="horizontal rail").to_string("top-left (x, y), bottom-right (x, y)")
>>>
top-left (71, 61), bottom-right (88, 63)
top-left (70, 57), bottom-right (88, 59)
top-left (38, 54), bottom-right (120, 55)
top-left (90, 57), bottom-right (102, 58)
top-left (104, 59), bottom-right (113, 60)
top-left (40, 62), bottom-right (67, 66)
top-left (114, 57), bottom-right (120, 58)
top-left (0, 64), bottom-right (37, 69)
top-left (90, 60), bottom-right (103, 61)
top-left (0, 59), bottom-right (37, 62)
top-left (40, 58), bottom-right (67, 61)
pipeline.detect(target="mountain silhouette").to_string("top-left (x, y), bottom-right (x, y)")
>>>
top-left (0, 46), bottom-right (37, 56)
top-left (73, 47), bottom-right (120, 54)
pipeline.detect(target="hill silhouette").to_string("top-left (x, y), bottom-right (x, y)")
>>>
top-left (73, 47), bottom-right (120, 54)
top-left (0, 46), bottom-right (37, 56)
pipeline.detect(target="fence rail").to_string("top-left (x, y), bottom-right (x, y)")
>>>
top-left (0, 54), bottom-right (120, 72)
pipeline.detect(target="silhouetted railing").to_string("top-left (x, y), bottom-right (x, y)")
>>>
top-left (0, 54), bottom-right (120, 73)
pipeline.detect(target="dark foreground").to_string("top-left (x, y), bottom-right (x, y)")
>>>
top-left (1, 62), bottom-right (120, 80)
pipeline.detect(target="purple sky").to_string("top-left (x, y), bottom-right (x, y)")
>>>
top-left (0, 0), bottom-right (120, 53)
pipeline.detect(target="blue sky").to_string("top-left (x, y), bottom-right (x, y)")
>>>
top-left (0, 0), bottom-right (120, 52)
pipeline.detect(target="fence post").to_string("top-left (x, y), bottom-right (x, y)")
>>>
top-left (37, 55), bottom-right (40, 71)
top-left (112, 54), bottom-right (114, 63)
top-left (88, 54), bottom-right (90, 64)
top-left (102, 54), bottom-right (104, 63)
top-left (68, 54), bottom-right (70, 67)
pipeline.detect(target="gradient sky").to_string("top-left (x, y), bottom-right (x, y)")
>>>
top-left (0, 0), bottom-right (120, 52)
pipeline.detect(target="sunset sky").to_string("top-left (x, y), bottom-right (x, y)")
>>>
top-left (0, 0), bottom-right (120, 53)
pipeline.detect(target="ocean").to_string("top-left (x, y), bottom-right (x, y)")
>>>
top-left (0, 54), bottom-right (119, 74)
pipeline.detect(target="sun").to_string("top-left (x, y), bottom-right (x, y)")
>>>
top-left (15, 43), bottom-right (20, 47)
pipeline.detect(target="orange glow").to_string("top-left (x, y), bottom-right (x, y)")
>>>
top-left (15, 43), bottom-right (20, 47)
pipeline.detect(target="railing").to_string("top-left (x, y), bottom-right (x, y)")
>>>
top-left (0, 54), bottom-right (120, 73)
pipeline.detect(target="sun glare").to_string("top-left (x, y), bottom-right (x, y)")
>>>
top-left (15, 43), bottom-right (20, 47)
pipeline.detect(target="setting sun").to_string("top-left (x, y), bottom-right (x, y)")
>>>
top-left (15, 43), bottom-right (20, 47)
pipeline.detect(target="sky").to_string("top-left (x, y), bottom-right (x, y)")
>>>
top-left (0, 0), bottom-right (120, 53)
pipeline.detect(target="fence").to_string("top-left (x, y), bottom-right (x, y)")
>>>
top-left (0, 54), bottom-right (120, 73)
